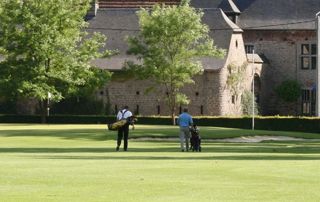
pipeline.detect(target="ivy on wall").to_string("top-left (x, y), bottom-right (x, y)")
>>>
top-left (226, 62), bottom-right (248, 101)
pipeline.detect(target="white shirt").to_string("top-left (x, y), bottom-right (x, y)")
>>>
top-left (116, 109), bottom-right (133, 121)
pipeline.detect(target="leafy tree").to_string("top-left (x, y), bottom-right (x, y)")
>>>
top-left (275, 80), bottom-right (301, 102)
top-left (241, 90), bottom-right (259, 115)
top-left (226, 62), bottom-right (248, 101)
top-left (126, 0), bottom-right (225, 124)
top-left (0, 0), bottom-right (112, 122)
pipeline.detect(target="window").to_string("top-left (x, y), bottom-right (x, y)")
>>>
top-left (245, 44), bottom-right (254, 54)
top-left (300, 44), bottom-right (317, 70)
top-left (231, 95), bottom-right (236, 104)
top-left (301, 89), bottom-right (316, 116)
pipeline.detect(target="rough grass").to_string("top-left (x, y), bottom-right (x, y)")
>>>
top-left (0, 124), bottom-right (319, 202)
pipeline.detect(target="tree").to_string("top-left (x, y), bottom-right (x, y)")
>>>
top-left (0, 0), bottom-right (112, 122)
top-left (241, 90), bottom-right (259, 115)
top-left (127, 0), bottom-right (225, 124)
top-left (226, 62), bottom-right (248, 101)
top-left (275, 80), bottom-right (301, 103)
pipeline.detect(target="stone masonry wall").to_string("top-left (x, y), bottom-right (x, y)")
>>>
top-left (243, 30), bottom-right (316, 115)
top-left (98, 71), bottom-right (222, 116)
top-left (220, 33), bottom-right (251, 115)
top-left (97, 33), bottom-right (250, 116)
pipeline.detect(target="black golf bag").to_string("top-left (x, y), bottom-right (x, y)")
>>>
top-left (189, 125), bottom-right (201, 152)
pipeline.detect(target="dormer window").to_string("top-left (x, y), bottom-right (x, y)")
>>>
top-left (245, 44), bottom-right (254, 54)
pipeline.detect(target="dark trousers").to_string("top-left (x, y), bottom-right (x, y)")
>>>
top-left (117, 124), bottom-right (129, 150)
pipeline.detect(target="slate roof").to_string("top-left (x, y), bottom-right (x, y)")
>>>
top-left (246, 53), bottom-right (263, 64)
top-left (218, 0), bottom-right (240, 14)
top-left (191, 0), bottom-right (240, 14)
top-left (87, 8), bottom-right (242, 71)
top-left (233, 0), bottom-right (320, 30)
top-left (191, 0), bottom-right (320, 30)
top-left (87, 9), bottom-right (139, 71)
top-left (190, 0), bottom-right (222, 9)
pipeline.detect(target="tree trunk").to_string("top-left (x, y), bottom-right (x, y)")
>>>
top-left (171, 112), bottom-right (176, 125)
top-left (39, 100), bottom-right (47, 124)
top-left (170, 103), bottom-right (176, 125)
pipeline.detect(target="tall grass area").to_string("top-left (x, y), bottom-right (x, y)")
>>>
top-left (0, 124), bottom-right (319, 202)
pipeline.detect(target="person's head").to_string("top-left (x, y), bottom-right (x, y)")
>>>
top-left (183, 108), bottom-right (188, 113)
top-left (123, 106), bottom-right (129, 110)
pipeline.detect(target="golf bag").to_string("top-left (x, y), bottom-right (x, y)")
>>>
top-left (107, 120), bottom-right (128, 131)
top-left (189, 125), bottom-right (201, 152)
top-left (107, 116), bottom-right (137, 131)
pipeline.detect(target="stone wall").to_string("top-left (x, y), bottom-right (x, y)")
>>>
top-left (99, 33), bottom-right (251, 116)
top-left (220, 33), bottom-right (251, 115)
top-left (243, 30), bottom-right (316, 115)
top-left (99, 70), bottom-right (222, 116)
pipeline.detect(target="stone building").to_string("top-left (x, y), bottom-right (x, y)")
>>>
top-left (233, 0), bottom-right (320, 116)
top-left (87, 0), bottom-right (320, 116)
top-left (88, 0), bottom-right (255, 116)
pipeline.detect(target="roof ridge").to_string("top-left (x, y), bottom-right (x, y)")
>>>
top-left (98, 0), bottom-right (180, 8)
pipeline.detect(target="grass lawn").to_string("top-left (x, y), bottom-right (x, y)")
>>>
top-left (0, 124), bottom-right (320, 202)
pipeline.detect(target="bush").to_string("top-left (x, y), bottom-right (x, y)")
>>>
top-left (241, 90), bottom-right (259, 115)
top-left (0, 99), bottom-right (16, 114)
top-left (275, 80), bottom-right (301, 102)
top-left (51, 96), bottom-right (105, 115)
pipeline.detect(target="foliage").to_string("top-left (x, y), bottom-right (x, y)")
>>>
top-left (110, 71), bottom-right (135, 82)
top-left (241, 90), bottom-right (259, 115)
top-left (51, 96), bottom-right (106, 115)
top-left (126, 0), bottom-right (225, 124)
top-left (0, 0), bottom-right (112, 120)
top-left (275, 79), bottom-right (301, 102)
top-left (0, 98), bottom-right (16, 114)
top-left (226, 62), bottom-right (248, 100)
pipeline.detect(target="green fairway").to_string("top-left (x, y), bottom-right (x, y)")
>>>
top-left (0, 124), bottom-right (320, 202)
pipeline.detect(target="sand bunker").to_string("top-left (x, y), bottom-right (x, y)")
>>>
top-left (211, 136), bottom-right (309, 143)
top-left (132, 136), bottom-right (319, 143)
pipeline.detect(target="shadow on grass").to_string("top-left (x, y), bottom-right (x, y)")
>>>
top-left (0, 128), bottom-right (181, 141)
top-left (1, 127), bottom-right (320, 141)
top-left (37, 155), bottom-right (320, 161)
top-left (1, 142), bottom-right (320, 161)
top-left (0, 129), bottom-right (115, 141)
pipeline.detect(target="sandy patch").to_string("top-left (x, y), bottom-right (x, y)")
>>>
top-left (211, 136), bottom-right (310, 143)
top-left (132, 136), bottom-right (319, 143)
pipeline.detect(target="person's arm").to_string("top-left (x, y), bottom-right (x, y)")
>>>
top-left (116, 111), bottom-right (121, 121)
top-left (129, 116), bottom-right (135, 130)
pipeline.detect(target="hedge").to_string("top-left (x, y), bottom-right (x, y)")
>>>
top-left (0, 114), bottom-right (319, 133)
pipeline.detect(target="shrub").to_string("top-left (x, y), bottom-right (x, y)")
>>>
top-left (241, 90), bottom-right (259, 115)
top-left (275, 80), bottom-right (301, 102)
top-left (51, 96), bottom-right (105, 115)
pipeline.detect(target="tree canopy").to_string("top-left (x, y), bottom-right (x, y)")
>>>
top-left (127, 0), bottom-right (225, 124)
top-left (0, 0), bottom-right (112, 120)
